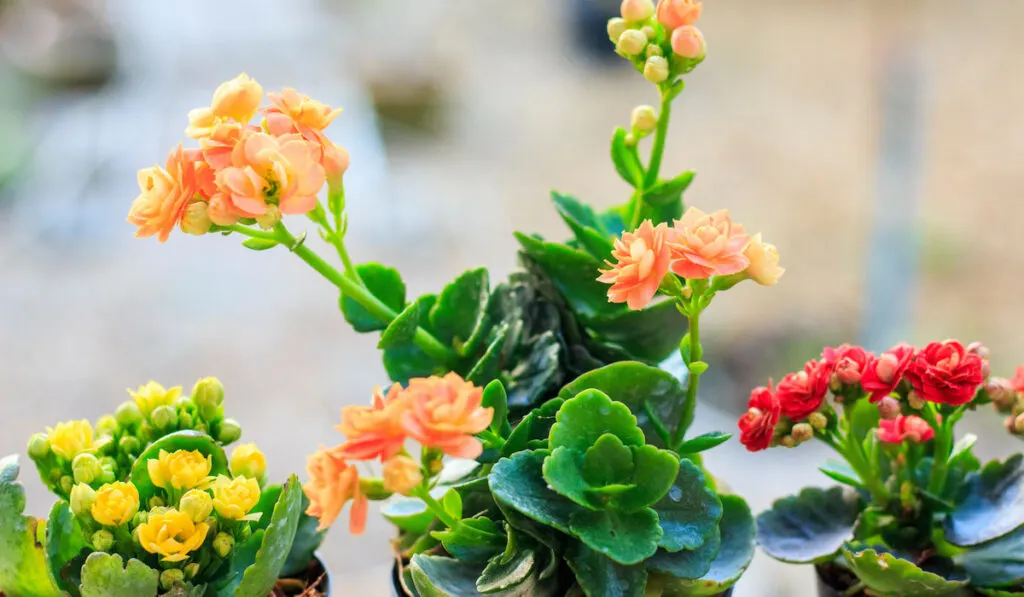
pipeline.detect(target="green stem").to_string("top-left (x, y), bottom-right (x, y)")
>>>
top-left (925, 404), bottom-right (962, 496)
top-left (272, 223), bottom-right (456, 366)
top-left (643, 401), bottom-right (672, 447)
top-left (672, 307), bottom-right (701, 448)
top-left (228, 224), bottom-right (278, 241)
top-left (842, 581), bottom-right (867, 597)
top-left (642, 91), bottom-right (673, 191)
top-left (479, 429), bottom-right (506, 449)
top-left (413, 487), bottom-right (461, 530)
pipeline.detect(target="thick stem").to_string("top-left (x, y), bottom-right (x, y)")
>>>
top-left (672, 308), bottom-right (702, 448)
top-left (642, 92), bottom-right (673, 191)
top-left (925, 404), bottom-right (963, 496)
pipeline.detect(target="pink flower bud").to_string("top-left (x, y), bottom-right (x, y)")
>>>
top-left (621, 0), bottom-right (656, 22)
top-left (987, 378), bottom-right (1017, 412)
top-left (874, 353), bottom-right (900, 384)
top-left (967, 342), bottom-right (989, 359)
top-left (323, 143), bottom-right (350, 183)
top-left (670, 26), bottom-right (705, 59)
top-left (876, 397), bottom-right (901, 420)
top-left (657, 0), bottom-right (702, 30)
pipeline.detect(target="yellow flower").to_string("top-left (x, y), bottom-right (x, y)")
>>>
top-left (137, 508), bottom-right (209, 562)
top-left (211, 475), bottom-right (261, 521)
top-left (743, 233), bottom-right (785, 286)
top-left (47, 420), bottom-right (95, 460)
top-left (178, 489), bottom-right (213, 523)
top-left (129, 381), bottom-right (182, 416)
top-left (147, 450), bottom-right (212, 491)
top-left (229, 443), bottom-right (267, 481)
top-left (91, 482), bottom-right (140, 527)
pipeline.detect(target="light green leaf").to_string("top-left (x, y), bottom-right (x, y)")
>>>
top-left (676, 432), bottom-right (731, 455)
top-left (642, 172), bottom-right (694, 208)
top-left (79, 553), bottom-right (158, 597)
top-left (0, 454), bottom-right (62, 597)
top-left (46, 500), bottom-right (88, 594)
top-left (583, 434), bottom-right (635, 488)
top-left (241, 238), bottom-right (279, 251)
top-left (341, 263), bottom-right (406, 333)
top-left (544, 447), bottom-right (600, 510)
top-left (432, 518), bottom-right (505, 563)
top-left (569, 508), bottom-right (662, 566)
top-left (611, 127), bottom-right (643, 188)
top-left (549, 390), bottom-right (645, 452)
top-left (843, 545), bottom-right (968, 597)
top-left (378, 301), bottom-right (422, 349)
top-left (130, 430), bottom-right (228, 505)
top-left (618, 445), bottom-right (679, 513)
top-left (280, 492), bottom-right (326, 578)
top-left (482, 380), bottom-right (509, 436)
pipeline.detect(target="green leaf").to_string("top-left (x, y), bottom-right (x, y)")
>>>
top-left (549, 390), bottom-right (645, 452)
top-left (280, 492), bottom-right (326, 578)
top-left (658, 496), bottom-right (755, 596)
top-left (341, 263), bottom-right (406, 333)
top-left (482, 381), bottom-right (509, 436)
top-left (652, 460), bottom-right (722, 553)
top-left (647, 525), bottom-right (721, 580)
top-left (465, 324), bottom-right (509, 386)
top-left (490, 451), bottom-right (577, 534)
top-left (819, 460), bottom-right (864, 490)
top-left (0, 455), bottom-right (62, 597)
top-left (676, 432), bottom-right (731, 455)
top-left (957, 523), bottom-right (1024, 588)
top-left (618, 445), bottom-right (679, 513)
top-left (79, 553), bottom-right (158, 597)
top-left (130, 430), bottom-right (228, 505)
top-left (231, 475), bottom-right (303, 597)
top-left (949, 434), bottom-right (977, 464)
top-left (566, 541), bottom-right (647, 597)
top-left (978, 589), bottom-right (1024, 597)
top-left (430, 268), bottom-right (490, 351)
top-left (544, 447), bottom-right (601, 510)
top-left (642, 172), bottom-right (694, 207)
top-left (569, 508), bottom-right (662, 566)
top-left (584, 301), bottom-right (688, 365)
top-left (382, 490), bottom-right (448, 535)
top-left (611, 127), bottom-right (643, 188)
top-left (443, 490), bottom-right (464, 520)
top-left (409, 553), bottom-right (564, 597)
top-left (947, 455), bottom-right (1024, 547)
top-left (515, 233), bottom-right (621, 320)
top-left (843, 545), bottom-right (968, 597)
top-left (559, 362), bottom-right (687, 449)
top-left (476, 543), bottom-right (542, 593)
top-left (249, 484), bottom-right (282, 533)
top-left (241, 238), bottom-right (279, 251)
top-left (432, 518), bottom-right (506, 563)
top-left (551, 192), bottom-right (615, 259)
top-left (213, 530), bottom-right (264, 597)
top-left (378, 301), bottom-right (422, 349)
top-left (755, 486), bottom-right (862, 564)
top-left (502, 399), bottom-right (563, 457)
top-left (162, 584), bottom-right (207, 597)
top-left (383, 295), bottom-right (440, 384)
top-left (583, 434), bottom-right (636, 488)
top-left (46, 500), bottom-right (88, 594)
top-left (849, 399), bottom-right (882, 444)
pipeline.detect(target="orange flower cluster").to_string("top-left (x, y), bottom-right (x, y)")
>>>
top-left (127, 74), bottom-right (349, 242)
top-left (598, 207), bottom-right (783, 310)
top-left (303, 373), bottom-right (493, 534)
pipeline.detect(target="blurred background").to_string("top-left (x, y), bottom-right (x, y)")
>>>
top-left (1, 0), bottom-right (1023, 594)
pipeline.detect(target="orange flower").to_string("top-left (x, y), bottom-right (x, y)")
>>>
top-left (598, 220), bottom-right (672, 310)
top-left (401, 373), bottom-right (493, 459)
top-left (199, 120), bottom-right (251, 170)
top-left (186, 73), bottom-right (264, 139)
top-left (336, 383), bottom-right (408, 461)
top-left (303, 446), bottom-right (367, 534)
top-left (215, 131), bottom-right (326, 218)
top-left (128, 146), bottom-right (213, 243)
top-left (656, 0), bottom-right (702, 30)
top-left (667, 207), bottom-right (750, 279)
top-left (264, 89), bottom-right (346, 177)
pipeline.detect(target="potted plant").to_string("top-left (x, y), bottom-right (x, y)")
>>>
top-left (123, 0), bottom-right (781, 594)
top-left (740, 340), bottom-right (1024, 596)
top-left (0, 378), bottom-right (330, 597)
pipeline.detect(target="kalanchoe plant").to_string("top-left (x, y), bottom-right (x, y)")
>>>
top-left (742, 339), bottom-right (1024, 596)
top-left (0, 378), bottom-right (327, 597)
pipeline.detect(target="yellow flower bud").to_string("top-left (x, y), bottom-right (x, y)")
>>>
top-left (617, 29), bottom-right (648, 56)
top-left (743, 233), bottom-right (784, 286)
top-left (255, 204), bottom-right (282, 230)
top-left (147, 450), bottom-right (213, 491)
top-left (47, 420), bottom-right (95, 461)
top-left (150, 405), bottom-right (179, 432)
top-left (644, 56), bottom-right (669, 84)
top-left (115, 401), bottom-right (143, 427)
top-left (211, 475), bottom-right (261, 521)
top-left (631, 105), bottom-right (658, 133)
top-left (70, 483), bottom-right (97, 517)
top-left (607, 18), bottom-right (628, 43)
top-left (91, 482), bottom-right (140, 527)
top-left (179, 489), bottom-right (213, 523)
top-left (192, 377), bottom-right (225, 422)
top-left (807, 412), bottom-right (829, 431)
top-left (129, 382), bottom-right (182, 416)
top-left (137, 508), bottom-right (210, 563)
top-left (73, 453), bottom-right (103, 485)
top-left (229, 444), bottom-right (267, 483)
top-left (95, 415), bottom-right (118, 437)
top-left (382, 456), bottom-right (423, 496)
top-left (184, 563), bottom-right (200, 581)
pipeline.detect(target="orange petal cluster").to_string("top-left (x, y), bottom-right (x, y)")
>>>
top-left (402, 373), bottom-right (494, 459)
top-left (598, 220), bottom-right (673, 310)
top-left (303, 446), bottom-right (367, 534)
top-left (668, 207), bottom-right (750, 279)
top-left (336, 383), bottom-right (407, 461)
top-left (128, 73), bottom-right (347, 241)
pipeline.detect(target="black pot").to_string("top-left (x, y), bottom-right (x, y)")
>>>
top-left (816, 564), bottom-right (859, 597)
top-left (285, 552), bottom-right (330, 596)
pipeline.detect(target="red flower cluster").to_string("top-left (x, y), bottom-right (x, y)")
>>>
top-left (738, 384), bottom-right (780, 452)
top-left (878, 415), bottom-right (934, 444)
top-left (905, 341), bottom-right (986, 406)
top-left (776, 360), bottom-right (830, 421)
top-left (861, 343), bottom-right (915, 403)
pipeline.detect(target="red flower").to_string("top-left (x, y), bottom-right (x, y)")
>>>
top-left (822, 344), bottom-right (873, 385)
top-left (1011, 366), bottom-right (1024, 393)
top-left (878, 415), bottom-right (934, 444)
top-left (905, 340), bottom-right (985, 406)
top-left (738, 383), bottom-right (780, 452)
top-left (776, 360), bottom-right (830, 421)
top-left (861, 343), bottom-right (916, 403)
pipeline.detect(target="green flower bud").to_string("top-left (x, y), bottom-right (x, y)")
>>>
top-left (238, 524), bottom-right (252, 542)
top-left (118, 436), bottom-right (140, 456)
top-left (48, 468), bottom-right (63, 486)
top-left (160, 568), bottom-right (185, 590)
top-left (213, 532), bottom-right (235, 558)
top-left (138, 422), bottom-right (155, 443)
top-left (27, 434), bottom-right (50, 460)
top-left (617, 29), bottom-right (647, 56)
top-left (70, 484), bottom-right (97, 517)
top-left (184, 563), bottom-right (200, 581)
top-left (217, 419), bottom-right (242, 444)
top-left (91, 529), bottom-right (114, 552)
top-left (95, 415), bottom-right (118, 437)
top-left (607, 17), bottom-right (627, 43)
top-left (192, 377), bottom-right (225, 422)
top-left (98, 467), bottom-right (116, 485)
top-left (645, 44), bottom-right (663, 58)
top-left (115, 401), bottom-right (143, 427)
top-left (179, 412), bottom-right (195, 430)
top-left (60, 475), bottom-right (74, 494)
top-left (150, 405), bottom-right (178, 432)
top-left (359, 477), bottom-right (393, 501)
top-left (131, 526), bottom-right (142, 547)
top-left (72, 453), bottom-right (103, 485)
top-left (644, 55), bottom-right (669, 83)
top-left (204, 516), bottom-right (219, 538)
top-left (148, 496), bottom-right (165, 509)
top-left (133, 511), bottom-right (148, 526)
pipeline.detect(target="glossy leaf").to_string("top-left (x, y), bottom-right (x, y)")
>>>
top-left (231, 475), bottom-right (303, 597)
top-left (476, 542), bottom-right (546, 593)
top-left (79, 553), bottom-right (158, 597)
top-left (515, 233), bottom-right (621, 320)
top-left (583, 434), bottom-right (636, 488)
top-left (490, 451), bottom-right (576, 534)
top-left (611, 127), bottom-right (643, 188)
top-left (409, 553), bottom-right (563, 597)
top-left (947, 455), bottom-right (1024, 547)
top-left (659, 496), bottom-right (754, 596)
top-left (432, 517), bottom-right (506, 563)
top-left (481, 380), bottom-right (509, 436)
top-left (0, 455), bottom-right (61, 597)
top-left (819, 460), bottom-right (864, 490)
top-left (618, 445), bottom-right (680, 513)
top-left (653, 460), bottom-right (722, 553)
top-left (843, 545), bottom-right (968, 597)
top-left (551, 192), bottom-right (615, 259)
top-left (549, 389), bottom-right (645, 452)
top-left (382, 489), bottom-right (448, 535)
top-left (565, 540), bottom-right (647, 597)
top-left (280, 492), bottom-right (326, 578)
top-left (502, 399), bottom-right (563, 457)
top-left (958, 524), bottom-right (1024, 588)
top-left (213, 530), bottom-right (263, 597)
top-left (430, 268), bottom-right (489, 350)
top-left (643, 172), bottom-right (694, 207)
top-left (584, 301), bottom-right (688, 367)
top-left (341, 263), bottom-right (406, 332)
top-left (465, 324), bottom-right (508, 386)
top-left (569, 508), bottom-right (662, 565)
top-left (544, 447), bottom-right (600, 510)
top-left (378, 301), bottom-right (422, 349)
top-left (756, 486), bottom-right (861, 564)
top-left (46, 500), bottom-right (88, 594)
top-left (676, 432), bottom-right (731, 455)
top-left (647, 524), bottom-right (721, 579)
top-left (383, 295), bottom-right (441, 384)
top-left (130, 431), bottom-right (228, 504)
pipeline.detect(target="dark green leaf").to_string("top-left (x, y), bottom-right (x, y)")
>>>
top-left (213, 530), bottom-right (263, 597)
top-left (549, 390), bottom-right (645, 452)
top-left (129, 431), bottom-right (228, 505)
top-left (432, 518), bottom-right (505, 563)
top-left (647, 525), bottom-right (720, 579)
top-left (79, 554), bottom-right (158, 597)
top-left (482, 380), bottom-right (509, 436)
top-left (756, 486), bottom-right (862, 564)
top-left (843, 545), bottom-right (968, 597)
top-left (947, 455), bottom-right (1024, 547)
top-left (676, 432), bottom-right (731, 455)
top-left (0, 455), bottom-right (61, 597)
top-left (46, 501), bottom-right (87, 594)
top-left (241, 238), bottom-right (279, 251)
top-left (566, 541), bottom-right (647, 597)
top-left (611, 127), bottom-right (643, 188)
top-left (280, 492), bottom-right (326, 578)
top-left (544, 447), bottom-right (601, 510)
top-left (383, 295), bottom-right (441, 384)
top-left (502, 399), bottom-right (563, 457)
top-left (598, 208), bottom-right (627, 238)
top-left (585, 301), bottom-right (688, 365)
top-left (642, 171), bottom-right (694, 207)
top-left (551, 192), bottom-right (615, 259)
top-left (430, 268), bottom-right (489, 351)
top-left (569, 508), bottom-right (662, 565)
top-left (653, 460), bottom-right (722, 552)
top-left (341, 263), bottom-right (406, 333)
top-left (491, 451), bottom-right (577, 534)
top-left (618, 445), bottom-right (679, 513)
top-left (502, 331), bottom-right (562, 411)
top-left (476, 543), bottom-right (541, 593)
top-left (379, 301), bottom-right (422, 349)
top-left (465, 324), bottom-right (508, 386)
top-left (958, 524), bottom-right (1024, 588)
top-left (231, 475), bottom-right (303, 597)
top-left (409, 553), bottom-right (564, 597)
top-left (515, 233), bottom-right (621, 320)
top-left (819, 460), bottom-right (864, 490)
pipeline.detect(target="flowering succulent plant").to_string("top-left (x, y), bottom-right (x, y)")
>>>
top-left (0, 378), bottom-right (326, 597)
top-left (743, 340), bottom-right (1024, 596)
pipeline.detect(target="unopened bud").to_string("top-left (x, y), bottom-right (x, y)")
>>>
top-left (382, 455), bottom-right (423, 496)
top-left (60, 476), bottom-right (74, 494)
top-left (877, 397), bottom-right (902, 420)
top-left (72, 453), bottom-right (103, 485)
top-left (92, 529), bottom-right (114, 552)
top-left (679, 285), bottom-right (693, 300)
top-left (617, 29), bottom-right (648, 56)
top-left (641, 25), bottom-right (656, 40)
top-left (192, 377), bottom-right (225, 422)
top-left (967, 342), bottom-right (989, 359)
top-left (180, 489), bottom-right (214, 523)
top-left (255, 204), bottom-right (282, 230)
top-left (670, 25), bottom-right (706, 60)
top-left (118, 436), bottom-right (140, 456)
top-left (808, 412), bottom-right (828, 431)
top-left (621, 0), bottom-right (655, 22)
top-left (645, 44), bottom-right (663, 58)
top-left (631, 105), bottom-right (658, 133)
top-left (150, 405), bottom-right (178, 432)
top-left (205, 516), bottom-right (219, 537)
top-left (359, 477), bottom-right (393, 501)
top-left (229, 443), bottom-right (267, 484)
top-left (184, 563), bottom-right (201, 581)
top-left (644, 55), bottom-right (669, 83)
top-left (238, 524), bottom-right (252, 542)
top-left (160, 568), bottom-right (185, 590)
top-left (607, 17), bottom-right (628, 42)
top-left (133, 511), bottom-right (148, 526)
top-left (213, 532), bottom-right (235, 558)
top-left (181, 201), bottom-right (212, 236)
top-left (27, 434), bottom-right (50, 460)
top-left (791, 423), bottom-right (814, 443)
top-left (987, 378), bottom-right (1016, 412)
top-left (1014, 413), bottom-right (1024, 435)
top-left (899, 480), bottom-right (918, 510)
top-left (70, 484), bottom-right (97, 517)
top-left (179, 412), bottom-right (195, 430)
top-left (828, 374), bottom-right (843, 394)
top-left (907, 391), bottom-right (926, 410)
top-left (98, 465), bottom-right (116, 485)
top-left (217, 419), bottom-right (242, 444)
top-left (148, 496), bottom-right (165, 509)
top-left (780, 435), bottom-right (796, 448)
top-left (95, 415), bottom-right (118, 437)
top-left (115, 401), bottom-right (142, 427)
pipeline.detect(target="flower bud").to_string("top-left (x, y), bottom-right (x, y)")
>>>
top-left (255, 204), bottom-right (282, 230)
top-left (670, 25), bottom-right (705, 59)
top-left (987, 378), bottom-right (1016, 413)
top-left (192, 377), bottom-right (225, 422)
top-left (383, 455), bottom-right (423, 496)
top-left (238, 523), bottom-right (252, 542)
top-left (967, 342), bottom-right (989, 359)
top-left (181, 201), bottom-right (212, 236)
top-left (607, 18), bottom-right (628, 42)
top-left (828, 374), bottom-right (843, 394)
top-left (877, 397), bottom-right (902, 420)
top-left (780, 435), bottom-right (796, 448)
top-left (27, 434), bottom-right (50, 460)
top-left (184, 563), bottom-right (200, 581)
top-left (150, 405), bottom-right (178, 432)
top-left (133, 511), bottom-right (148, 526)
top-left (631, 105), bottom-right (658, 133)
top-left (617, 29), bottom-right (648, 56)
top-left (791, 423), bottom-right (814, 443)
top-left (808, 412), bottom-right (828, 431)
top-left (118, 436), bottom-right (140, 456)
top-left (642, 25), bottom-right (656, 39)
top-left (91, 529), bottom-right (114, 552)
top-left (646, 44), bottom-right (663, 58)
top-left (180, 489), bottom-right (214, 523)
top-left (73, 453), bottom-right (103, 485)
top-left (359, 477), bottom-right (393, 501)
top-left (621, 0), bottom-right (655, 22)
top-left (644, 56), bottom-right (669, 83)
top-left (1014, 413), bottom-right (1024, 435)
top-left (98, 465), bottom-right (116, 486)
top-left (205, 516), bottom-right (219, 537)
top-left (179, 412), bottom-right (195, 430)
top-left (160, 568), bottom-right (185, 591)
top-left (210, 73), bottom-right (263, 124)
top-left (148, 496), bottom-right (165, 509)
top-left (60, 476), bottom-right (74, 494)
top-left (624, 132), bottom-right (636, 146)
top-left (230, 444), bottom-right (267, 484)
top-left (213, 532), bottom-right (235, 558)
top-left (907, 391), bottom-right (926, 410)
top-left (95, 416), bottom-right (118, 437)
top-left (323, 143), bottom-right (350, 185)
top-left (217, 419), bottom-right (242, 444)
top-left (70, 483), bottom-right (97, 517)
